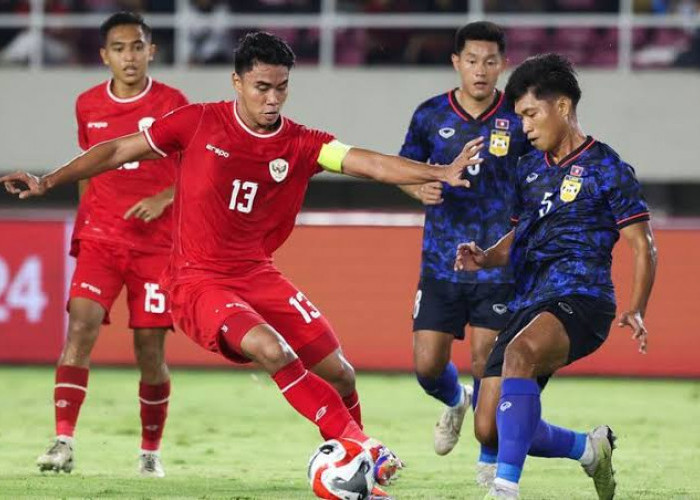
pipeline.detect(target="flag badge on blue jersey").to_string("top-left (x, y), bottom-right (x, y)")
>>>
top-left (560, 174), bottom-right (583, 202)
top-left (489, 130), bottom-right (510, 157)
top-left (570, 165), bottom-right (585, 177)
top-left (495, 118), bottom-right (510, 130)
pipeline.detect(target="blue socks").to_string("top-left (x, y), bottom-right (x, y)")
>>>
top-left (529, 419), bottom-right (587, 459)
top-left (416, 361), bottom-right (462, 406)
top-left (495, 378), bottom-right (541, 484)
top-left (473, 376), bottom-right (498, 464)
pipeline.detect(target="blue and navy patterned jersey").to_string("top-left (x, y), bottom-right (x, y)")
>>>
top-left (509, 136), bottom-right (650, 311)
top-left (399, 89), bottom-right (532, 283)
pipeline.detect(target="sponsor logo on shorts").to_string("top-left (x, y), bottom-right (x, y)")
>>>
top-left (412, 290), bottom-right (422, 319)
top-left (558, 301), bottom-right (574, 315)
top-left (79, 282), bottom-right (102, 295)
top-left (499, 401), bottom-right (512, 412)
top-left (315, 405), bottom-right (328, 422)
top-left (438, 127), bottom-right (455, 139)
top-left (87, 121), bottom-right (108, 129)
top-left (206, 143), bottom-right (230, 158)
top-left (492, 303), bottom-right (508, 315)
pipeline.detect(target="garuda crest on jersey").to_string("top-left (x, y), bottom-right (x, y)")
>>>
top-left (489, 129), bottom-right (510, 157)
top-left (560, 174), bottom-right (582, 202)
top-left (269, 158), bottom-right (289, 182)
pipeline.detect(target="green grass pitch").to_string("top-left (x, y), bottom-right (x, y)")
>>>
top-left (1, 367), bottom-right (698, 499)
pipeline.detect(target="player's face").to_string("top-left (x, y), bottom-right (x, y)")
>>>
top-left (515, 91), bottom-right (570, 152)
top-left (451, 40), bottom-right (504, 101)
top-left (232, 63), bottom-right (289, 131)
top-left (100, 24), bottom-right (154, 86)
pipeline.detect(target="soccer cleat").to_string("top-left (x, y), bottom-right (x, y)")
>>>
top-left (364, 440), bottom-right (404, 486)
top-left (483, 485), bottom-right (520, 499)
top-left (476, 461), bottom-right (497, 488)
top-left (582, 425), bottom-right (617, 500)
top-left (139, 451), bottom-right (165, 478)
top-left (434, 384), bottom-right (473, 456)
top-left (37, 438), bottom-right (74, 473)
top-left (370, 485), bottom-right (394, 499)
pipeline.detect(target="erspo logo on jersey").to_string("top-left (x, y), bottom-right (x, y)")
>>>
top-left (206, 143), bottom-right (230, 158)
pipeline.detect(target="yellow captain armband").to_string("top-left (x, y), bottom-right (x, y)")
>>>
top-left (317, 140), bottom-right (352, 173)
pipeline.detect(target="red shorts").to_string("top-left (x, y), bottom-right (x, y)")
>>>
top-left (69, 239), bottom-right (172, 329)
top-left (169, 264), bottom-right (340, 367)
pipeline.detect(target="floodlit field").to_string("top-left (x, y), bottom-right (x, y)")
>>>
top-left (1, 367), bottom-right (698, 499)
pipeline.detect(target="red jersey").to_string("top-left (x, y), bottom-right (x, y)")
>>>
top-left (144, 101), bottom-right (334, 283)
top-left (72, 77), bottom-right (189, 255)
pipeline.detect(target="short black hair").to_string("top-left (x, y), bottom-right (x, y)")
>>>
top-left (99, 11), bottom-right (152, 45)
top-left (454, 21), bottom-right (506, 55)
top-left (234, 31), bottom-right (296, 75)
top-left (505, 53), bottom-right (582, 107)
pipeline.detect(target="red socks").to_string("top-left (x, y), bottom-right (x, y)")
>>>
top-left (54, 365), bottom-right (89, 437)
top-left (139, 381), bottom-right (171, 451)
top-left (272, 359), bottom-right (367, 442)
top-left (343, 390), bottom-right (362, 429)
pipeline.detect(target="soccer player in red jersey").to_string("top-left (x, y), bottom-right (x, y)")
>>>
top-left (32, 12), bottom-right (188, 477)
top-left (2, 31), bottom-right (482, 489)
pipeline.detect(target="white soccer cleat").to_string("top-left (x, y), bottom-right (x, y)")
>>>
top-left (483, 485), bottom-right (519, 499)
top-left (582, 425), bottom-right (617, 500)
top-left (476, 461), bottom-right (497, 488)
top-left (434, 384), bottom-right (473, 456)
top-left (139, 451), bottom-right (165, 478)
top-left (37, 438), bottom-right (74, 473)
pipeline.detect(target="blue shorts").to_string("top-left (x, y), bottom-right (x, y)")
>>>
top-left (484, 294), bottom-right (616, 385)
top-left (412, 277), bottom-right (514, 339)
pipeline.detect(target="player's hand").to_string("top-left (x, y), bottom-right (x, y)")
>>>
top-left (0, 171), bottom-right (47, 199)
top-left (454, 241), bottom-right (487, 271)
top-left (415, 181), bottom-right (443, 205)
top-left (618, 310), bottom-right (648, 354)
top-left (442, 136), bottom-right (484, 188)
top-left (124, 195), bottom-right (169, 223)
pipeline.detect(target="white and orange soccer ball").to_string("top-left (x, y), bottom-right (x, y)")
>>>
top-left (307, 438), bottom-right (375, 500)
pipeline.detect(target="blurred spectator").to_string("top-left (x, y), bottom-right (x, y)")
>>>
top-left (0, 0), bottom-right (29, 12)
top-left (226, 0), bottom-right (320, 13)
top-left (338, 0), bottom-right (467, 12)
top-left (189, 0), bottom-right (234, 64)
top-left (486, 0), bottom-right (619, 11)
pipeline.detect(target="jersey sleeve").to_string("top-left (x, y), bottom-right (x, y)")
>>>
top-left (509, 157), bottom-right (527, 226)
top-left (603, 161), bottom-right (650, 229)
top-left (302, 127), bottom-right (336, 176)
top-left (398, 105), bottom-right (430, 162)
top-left (144, 103), bottom-right (204, 157)
top-left (75, 99), bottom-right (88, 151)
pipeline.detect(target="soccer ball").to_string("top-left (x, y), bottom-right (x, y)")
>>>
top-left (307, 438), bottom-right (375, 500)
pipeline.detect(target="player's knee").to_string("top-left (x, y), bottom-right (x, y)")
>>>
top-left (414, 350), bottom-right (446, 379)
top-left (474, 412), bottom-right (498, 448)
top-left (470, 356), bottom-right (488, 380)
top-left (502, 339), bottom-right (538, 377)
top-left (252, 336), bottom-right (296, 371)
top-left (66, 317), bottom-right (101, 344)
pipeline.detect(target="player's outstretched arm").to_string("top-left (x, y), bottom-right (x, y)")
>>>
top-left (341, 137), bottom-right (484, 187)
top-left (617, 221), bottom-right (657, 354)
top-left (454, 230), bottom-right (514, 271)
top-left (1, 132), bottom-right (158, 199)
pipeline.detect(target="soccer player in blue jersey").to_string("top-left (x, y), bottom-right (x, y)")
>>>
top-left (455, 53), bottom-right (657, 500)
top-left (398, 21), bottom-right (531, 483)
